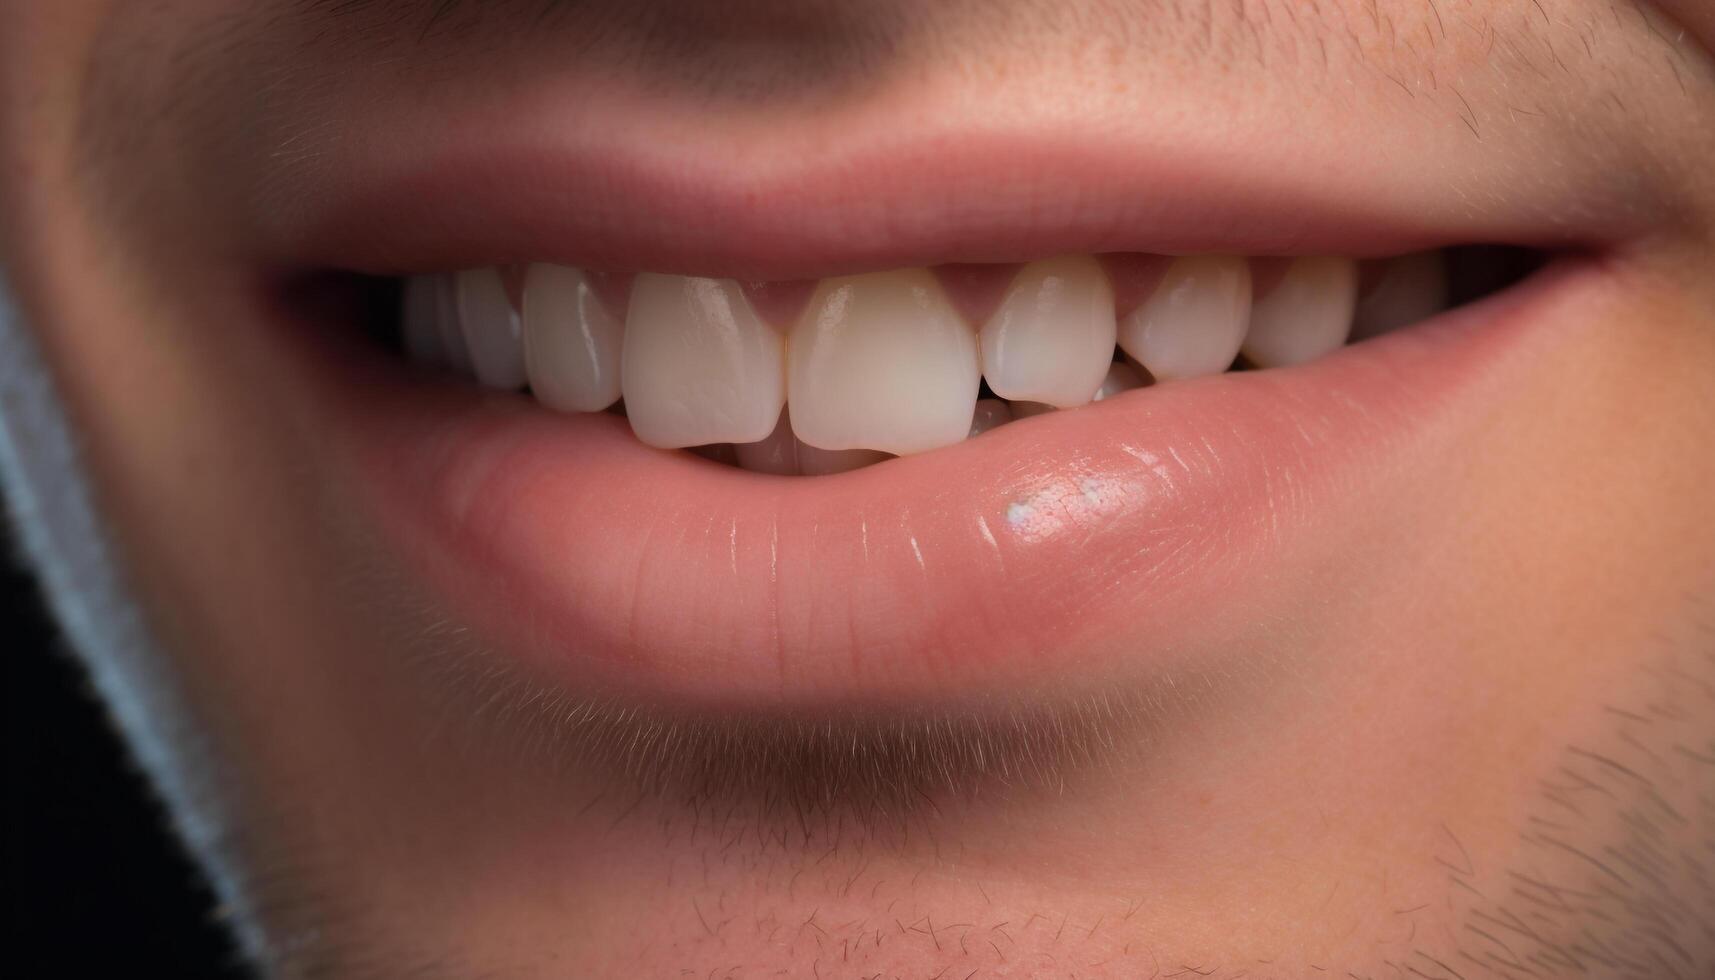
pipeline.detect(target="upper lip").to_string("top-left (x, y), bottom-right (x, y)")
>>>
top-left (255, 88), bottom-right (1635, 284)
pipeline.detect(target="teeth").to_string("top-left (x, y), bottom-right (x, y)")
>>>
top-left (621, 274), bottom-right (785, 449)
top-left (1241, 256), bottom-right (1358, 368)
top-left (412, 249), bottom-right (1437, 467)
top-left (522, 264), bottom-right (624, 412)
top-left (455, 268), bottom-right (527, 389)
top-left (788, 269), bottom-right (980, 455)
top-left (1351, 251), bottom-right (1448, 340)
top-left (978, 255), bottom-right (1117, 407)
top-left (1118, 255), bottom-right (1251, 380)
top-left (969, 398), bottom-right (1014, 437)
top-left (401, 275), bottom-right (445, 365)
top-left (1091, 361), bottom-right (1145, 401)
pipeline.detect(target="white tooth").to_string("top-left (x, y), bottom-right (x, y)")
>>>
top-left (1118, 255), bottom-right (1251, 380)
top-left (622, 274), bottom-right (785, 448)
top-left (979, 255), bottom-right (1116, 407)
top-left (1010, 401), bottom-right (1055, 419)
top-left (521, 264), bottom-right (623, 412)
top-left (1091, 361), bottom-right (1145, 401)
top-left (788, 269), bottom-right (980, 455)
top-left (1241, 256), bottom-right (1358, 368)
top-left (435, 275), bottom-right (474, 376)
top-left (401, 275), bottom-right (445, 364)
top-left (1351, 251), bottom-right (1449, 340)
top-left (798, 445), bottom-right (889, 476)
top-left (735, 410), bottom-right (800, 475)
top-left (456, 267), bottom-right (527, 389)
top-left (968, 398), bottom-right (1014, 437)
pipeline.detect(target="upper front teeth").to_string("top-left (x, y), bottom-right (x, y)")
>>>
top-left (404, 250), bottom-right (1444, 467)
top-left (789, 269), bottom-right (981, 456)
top-left (621, 273), bottom-right (785, 448)
top-left (978, 255), bottom-right (1117, 407)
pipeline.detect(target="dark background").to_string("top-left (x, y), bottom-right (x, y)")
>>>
top-left (4, 521), bottom-right (244, 976)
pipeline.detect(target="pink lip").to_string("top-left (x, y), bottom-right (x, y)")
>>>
top-left (290, 257), bottom-right (1594, 709)
top-left (256, 108), bottom-right (1626, 284)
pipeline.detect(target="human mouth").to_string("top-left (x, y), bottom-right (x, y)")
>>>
top-left (278, 223), bottom-right (1577, 713)
top-left (247, 65), bottom-right (1613, 711)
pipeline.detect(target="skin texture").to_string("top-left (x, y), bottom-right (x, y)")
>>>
top-left (2, 1), bottom-right (1714, 977)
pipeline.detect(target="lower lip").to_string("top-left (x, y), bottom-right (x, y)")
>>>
top-left (297, 257), bottom-right (1594, 709)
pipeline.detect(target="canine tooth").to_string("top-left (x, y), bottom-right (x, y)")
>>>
top-left (1092, 361), bottom-right (1145, 401)
top-left (1241, 257), bottom-right (1358, 368)
top-left (401, 276), bottom-right (445, 364)
top-left (522, 264), bottom-right (623, 412)
top-left (1119, 255), bottom-right (1251, 380)
top-left (1352, 252), bottom-right (1449, 340)
top-left (788, 269), bottom-right (980, 455)
top-left (622, 274), bottom-right (785, 448)
top-left (979, 256), bottom-right (1116, 407)
top-left (969, 399), bottom-right (1014, 437)
top-left (456, 268), bottom-right (527, 389)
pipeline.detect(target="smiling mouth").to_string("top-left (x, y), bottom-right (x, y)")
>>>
top-left (284, 234), bottom-right (1562, 711)
top-left (396, 249), bottom-right (1500, 474)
